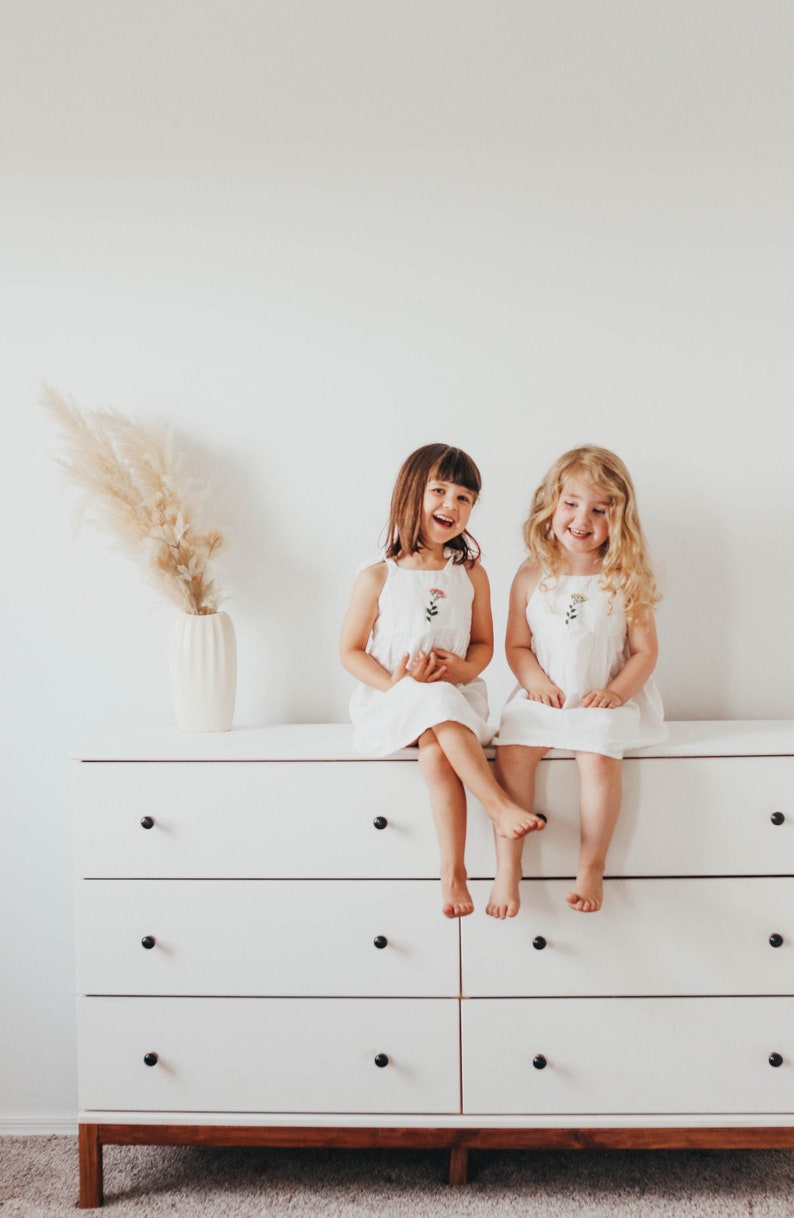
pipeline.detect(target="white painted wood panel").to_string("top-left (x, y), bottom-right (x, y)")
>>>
top-left (75, 720), bottom-right (794, 762)
top-left (72, 723), bottom-right (794, 1133)
top-left (76, 880), bottom-right (459, 996)
top-left (77, 997), bottom-right (461, 1114)
top-left (76, 756), bottom-right (794, 881)
top-left (462, 879), bottom-right (794, 996)
top-left (465, 757), bottom-right (794, 877)
top-left (462, 998), bottom-right (794, 1114)
top-left (75, 762), bottom-right (440, 878)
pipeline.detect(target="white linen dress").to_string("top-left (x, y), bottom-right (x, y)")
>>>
top-left (496, 573), bottom-right (666, 759)
top-left (349, 554), bottom-right (493, 757)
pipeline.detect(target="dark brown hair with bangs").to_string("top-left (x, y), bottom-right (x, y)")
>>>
top-left (384, 443), bottom-right (482, 564)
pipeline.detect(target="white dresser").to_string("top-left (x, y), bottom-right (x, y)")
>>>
top-left (74, 721), bottom-right (794, 1207)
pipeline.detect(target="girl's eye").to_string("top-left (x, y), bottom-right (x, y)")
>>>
top-left (593, 508), bottom-right (606, 515)
top-left (564, 501), bottom-right (577, 508)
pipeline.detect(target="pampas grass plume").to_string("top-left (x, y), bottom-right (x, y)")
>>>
top-left (43, 384), bottom-right (227, 615)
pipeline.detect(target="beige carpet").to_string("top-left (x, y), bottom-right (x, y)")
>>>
top-left (2, 1137), bottom-right (794, 1215)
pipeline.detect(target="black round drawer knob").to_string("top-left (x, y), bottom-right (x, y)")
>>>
top-left (771, 812), bottom-right (785, 826)
top-left (532, 936), bottom-right (547, 951)
top-left (374, 1053), bottom-right (389, 1068)
top-left (141, 936), bottom-right (156, 950)
top-left (536, 812), bottom-right (548, 824)
top-left (140, 816), bottom-right (155, 830)
top-left (373, 936), bottom-right (388, 950)
top-left (143, 1052), bottom-right (159, 1067)
top-left (769, 1053), bottom-right (784, 1068)
top-left (769, 934), bottom-right (784, 948)
top-left (373, 816), bottom-right (388, 830)
top-left (533, 1054), bottom-right (548, 1070)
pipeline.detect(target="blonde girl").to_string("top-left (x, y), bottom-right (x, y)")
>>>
top-left (489, 445), bottom-right (665, 918)
top-left (340, 443), bottom-right (544, 919)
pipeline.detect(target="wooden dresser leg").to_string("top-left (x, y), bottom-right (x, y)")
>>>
top-left (449, 1146), bottom-right (468, 1185)
top-left (78, 1124), bottom-right (104, 1208)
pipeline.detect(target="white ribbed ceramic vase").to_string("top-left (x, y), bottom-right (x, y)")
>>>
top-left (170, 610), bottom-right (237, 732)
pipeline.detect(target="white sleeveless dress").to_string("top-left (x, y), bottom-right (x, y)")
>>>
top-left (349, 554), bottom-right (493, 757)
top-left (496, 573), bottom-right (666, 759)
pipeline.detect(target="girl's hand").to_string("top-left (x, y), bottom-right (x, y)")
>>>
top-left (582, 688), bottom-right (623, 709)
top-left (387, 654), bottom-right (411, 688)
top-left (407, 650), bottom-right (447, 684)
top-left (430, 648), bottom-right (470, 685)
top-left (524, 677), bottom-right (565, 708)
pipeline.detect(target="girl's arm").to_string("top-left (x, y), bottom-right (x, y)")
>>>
top-left (339, 563), bottom-right (409, 692)
top-left (505, 563), bottom-right (565, 708)
top-left (582, 611), bottom-right (659, 708)
top-left (433, 561), bottom-right (494, 685)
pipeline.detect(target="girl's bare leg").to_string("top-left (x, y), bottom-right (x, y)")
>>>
top-left (566, 752), bottom-right (622, 913)
top-left (431, 721), bottom-right (547, 840)
top-left (487, 746), bottom-right (549, 918)
top-left (418, 730), bottom-right (473, 918)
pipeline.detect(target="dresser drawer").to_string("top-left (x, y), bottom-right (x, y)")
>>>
top-left (75, 762), bottom-right (439, 878)
top-left (466, 757), bottom-right (794, 877)
top-left (462, 878), bottom-right (794, 996)
top-left (76, 880), bottom-right (459, 997)
top-left (77, 997), bottom-right (460, 1114)
top-left (462, 998), bottom-right (794, 1114)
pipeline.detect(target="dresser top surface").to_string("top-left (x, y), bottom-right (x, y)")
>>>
top-left (74, 720), bottom-right (794, 762)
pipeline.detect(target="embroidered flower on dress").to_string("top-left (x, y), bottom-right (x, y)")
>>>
top-left (426, 587), bottom-right (446, 622)
top-left (565, 592), bottom-right (588, 626)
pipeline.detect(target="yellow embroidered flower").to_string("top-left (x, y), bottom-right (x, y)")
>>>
top-left (565, 592), bottom-right (588, 626)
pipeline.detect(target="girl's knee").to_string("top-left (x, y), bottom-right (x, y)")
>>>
top-left (576, 751), bottom-right (621, 774)
top-left (418, 731), bottom-right (454, 781)
top-left (496, 744), bottom-right (548, 774)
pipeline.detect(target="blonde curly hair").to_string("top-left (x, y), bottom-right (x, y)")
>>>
top-left (523, 445), bottom-right (660, 623)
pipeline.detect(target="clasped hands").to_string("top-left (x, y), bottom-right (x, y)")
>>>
top-left (389, 648), bottom-right (468, 687)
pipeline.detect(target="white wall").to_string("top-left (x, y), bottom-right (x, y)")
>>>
top-left (2, 1), bottom-right (792, 1126)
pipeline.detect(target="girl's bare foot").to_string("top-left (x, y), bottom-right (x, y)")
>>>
top-left (565, 865), bottom-right (604, 912)
top-left (489, 801), bottom-right (546, 841)
top-left (486, 868), bottom-right (522, 919)
top-left (441, 874), bottom-right (474, 918)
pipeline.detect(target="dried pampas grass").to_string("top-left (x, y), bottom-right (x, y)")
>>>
top-left (43, 384), bottom-right (227, 615)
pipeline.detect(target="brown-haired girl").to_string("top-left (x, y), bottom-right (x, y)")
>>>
top-left (490, 445), bottom-right (666, 919)
top-left (340, 443), bottom-right (545, 919)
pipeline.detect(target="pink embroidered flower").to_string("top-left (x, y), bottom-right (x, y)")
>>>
top-left (426, 587), bottom-right (446, 622)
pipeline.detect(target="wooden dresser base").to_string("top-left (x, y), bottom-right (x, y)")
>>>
top-left (78, 1121), bottom-right (794, 1208)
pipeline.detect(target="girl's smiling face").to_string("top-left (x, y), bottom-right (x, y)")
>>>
top-left (421, 475), bottom-right (476, 549)
top-left (552, 475), bottom-right (611, 569)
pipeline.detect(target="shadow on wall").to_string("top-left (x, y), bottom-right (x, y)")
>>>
top-left (653, 498), bottom-right (737, 720)
top-left (179, 429), bottom-right (335, 725)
